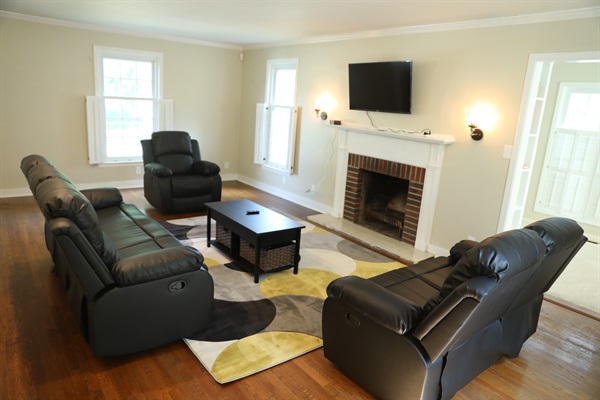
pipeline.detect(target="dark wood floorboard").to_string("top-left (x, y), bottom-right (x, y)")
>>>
top-left (1, 181), bottom-right (599, 399)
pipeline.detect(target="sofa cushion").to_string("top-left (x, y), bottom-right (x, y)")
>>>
top-left (35, 178), bottom-right (120, 267)
top-left (449, 239), bottom-right (478, 263)
top-left (111, 246), bottom-right (204, 286)
top-left (151, 131), bottom-right (194, 174)
top-left (81, 188), bottom-right (123, 210)
top-left (423, 229), bottom-right (546, 313)
top-left (152, 131), bottom-right (193, 157)
top-left (170, 175), bottom-right (216, 197)
top-left (20, 154), bottom-right (54, 176)
top-left (524, 217), bottom-right (585, 254)
top-left (20, 154), bottom-right (73, 193)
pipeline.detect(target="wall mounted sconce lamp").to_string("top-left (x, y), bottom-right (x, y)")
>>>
top-left (468, 123), bottom-right (484, 141)
top-left (315, 109), bottom-right (328, 120)
top-left (467, 103), bottom-right (497, 141)
top-left (315, 93), bottom-right (335, 121)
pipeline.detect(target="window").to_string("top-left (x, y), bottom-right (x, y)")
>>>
top-left (535, 82), bottom-right (600, 225)
top-left (255, 59), bottom-right (298, 174)
top-left (86, 46), bottom-right (172, 164)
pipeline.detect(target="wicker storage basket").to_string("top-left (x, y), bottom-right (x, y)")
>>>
top-left (216, 224), bottom-right (232, 249)
top-left (240, 239), bottom-right (295, 272)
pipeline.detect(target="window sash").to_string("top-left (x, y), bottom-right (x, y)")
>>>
top-left (86, 97), bottom-right (172, 164)
top-left (254, 59), bottom-right (299, 175)
top-left (89, 47), bottom-right (166, 164)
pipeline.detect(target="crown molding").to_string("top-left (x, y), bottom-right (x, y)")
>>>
top-left (2, 6), bottom-right (598, 51)
top-left (245, 6), bottom-right (600, 50)
top-left (0, 11), bottom-right (243, 51)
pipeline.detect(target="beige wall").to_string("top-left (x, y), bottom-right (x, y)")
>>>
top-left (0, 17), bottom-right (242, 193)
top-left (2, 15), bottom-right (599, 251)
top-left (238, 18), bottom-right (600, 250)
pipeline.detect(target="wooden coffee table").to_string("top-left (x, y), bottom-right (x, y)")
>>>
top-left (205, 199), bottom-right (305, 283)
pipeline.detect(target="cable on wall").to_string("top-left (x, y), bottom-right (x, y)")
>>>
top-left (366, 111), bottom-right (431, 135)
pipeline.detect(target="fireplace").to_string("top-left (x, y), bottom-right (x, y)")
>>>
top-left (327, 123), bottom-right (454, 254)
top-left (344, 154), bottom-right (424, 246)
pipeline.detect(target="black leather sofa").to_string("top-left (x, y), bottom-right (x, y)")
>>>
top-left (323, 218), bottom-right (586, 399)
top-left (141, 131), bottom-right (222, 214)
top-left (20, 155), bottom-right (214, 356)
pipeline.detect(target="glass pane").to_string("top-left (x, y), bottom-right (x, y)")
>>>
top-left (104, 98), bottom-right (154, 158)
top-left (102, 58), bottom-right (153, 98)
top-left (549, 132), bottom-right (574, 169)
top-left (103, 59), bottom-right (121, 78)
top-left (562, 92), bottom-right (600, 131)
top-left (273, 69), bottom-right (296, 106)
top-left (267, 106), bottom-right (291, 167)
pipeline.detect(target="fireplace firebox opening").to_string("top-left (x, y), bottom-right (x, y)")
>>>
top-left (360, 171), bottom-right (409, 239)
top-left (343, 154), bottom-right (424, 246)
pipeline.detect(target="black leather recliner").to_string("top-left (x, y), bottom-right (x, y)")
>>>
top-left (21, 155), bottom-right (214, 356)
top-left (322, 218), bottom-right (587, 400)
top-left (501, 217), bottom-right (587, 357)
top-left (141, 131), bottom-right (222, 214)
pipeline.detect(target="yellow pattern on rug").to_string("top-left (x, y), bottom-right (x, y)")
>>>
top-left (211, 332), bottom-right (322, 382)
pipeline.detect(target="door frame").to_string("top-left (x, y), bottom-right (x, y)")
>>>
top-left (497, 51), bottom-right (600, 232)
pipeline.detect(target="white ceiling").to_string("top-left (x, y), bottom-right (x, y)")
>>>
top-left (1, 0), bottom-right (599, 48)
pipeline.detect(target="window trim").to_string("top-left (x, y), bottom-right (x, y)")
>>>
top-left (254, 58), bottom-right (299, 175)
top-left (87, 46), bottom-right (168, 165)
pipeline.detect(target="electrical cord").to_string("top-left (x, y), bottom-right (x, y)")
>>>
top-left (366, 111), bottom-right (431, 135)
top-left (312, 127), bottom-right (337, 193)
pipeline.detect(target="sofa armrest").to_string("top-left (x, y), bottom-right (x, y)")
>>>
top-left (81, 187), bottom-right (123, 209)
top-left (192, 160), bottom-right (221, 176)
top-left (145, 162), bottom-right (172, 177)
top-left (111, 246), bottom-right (205, 286)
top-left (327, 276), bottom-right (424, 334)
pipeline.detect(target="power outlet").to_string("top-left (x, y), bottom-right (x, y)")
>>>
top-left (135, 166), bottom-right (143, 175)
top-left (224, 161), bottom-right (230, 169)
top-left (467, 235), bottom-right (476, 241)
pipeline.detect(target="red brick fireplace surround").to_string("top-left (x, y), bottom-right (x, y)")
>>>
top-left (344, 154), bottom-right (425, 246)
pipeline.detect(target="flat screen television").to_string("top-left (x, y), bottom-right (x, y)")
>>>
top-left (349, 60), bottom-right (412, 114)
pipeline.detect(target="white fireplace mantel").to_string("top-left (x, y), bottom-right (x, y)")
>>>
top-left (331, 123), bottom-right (454, 252)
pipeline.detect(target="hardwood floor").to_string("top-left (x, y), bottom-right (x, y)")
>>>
top-left (1, 181), bottom-right (599, 399)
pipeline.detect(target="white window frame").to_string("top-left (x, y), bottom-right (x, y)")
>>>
top-left (86, 46), bottom-right (172, 165)
top-left (535, 82), bottom-right (600, 225)
top-left (254, 59), bottom-right (298, 175)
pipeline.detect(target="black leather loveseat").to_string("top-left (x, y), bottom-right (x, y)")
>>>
top-left (21, 155), bottom-right (214, 356)
top-left (323, 218), bottom-right (586, 399)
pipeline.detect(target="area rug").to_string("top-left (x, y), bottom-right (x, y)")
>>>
top-left (162, 215), bottom-right (406, 384)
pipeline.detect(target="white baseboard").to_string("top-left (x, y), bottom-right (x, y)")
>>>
top-left (426, 243), bottom-right (449, 257)
top-left (1, 179), bottom-right (144, 198)
top-left (236, 174), bottom-right (332, 215)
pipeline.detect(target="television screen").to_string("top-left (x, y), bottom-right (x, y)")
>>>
top-left (349, 61), bottom-right (412, 114)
